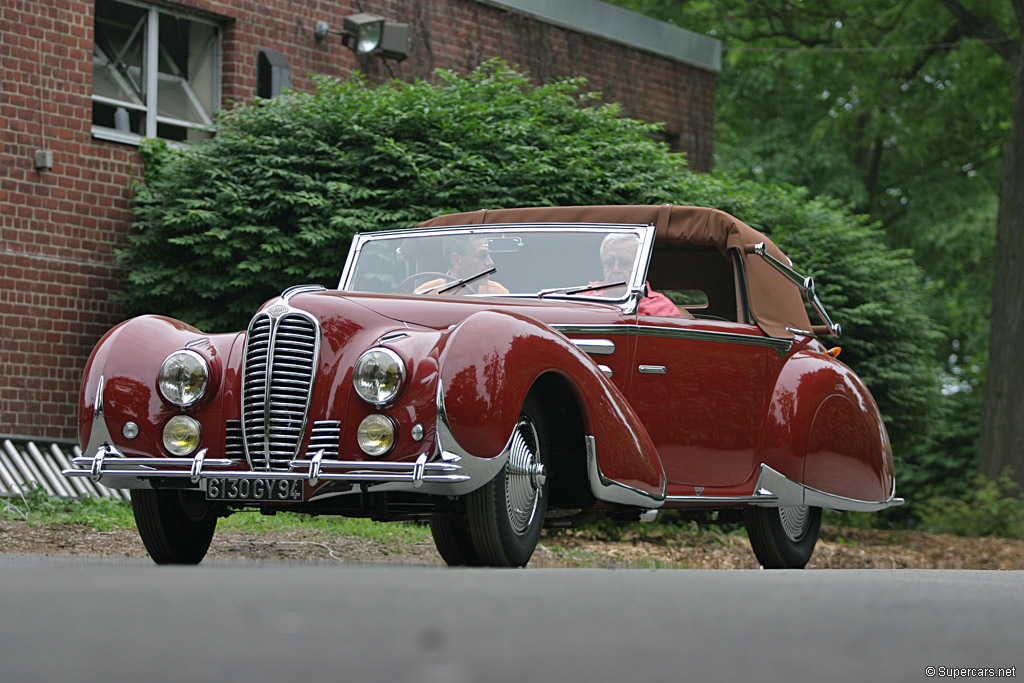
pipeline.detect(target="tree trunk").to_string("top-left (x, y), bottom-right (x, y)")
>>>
top-left (979, 40), bottom-right (1024, 486)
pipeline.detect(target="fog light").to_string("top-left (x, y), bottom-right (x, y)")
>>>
top-left (357, 414), bottom-right (396, 457)
top-left (163, 415), bottom-right (202, 456)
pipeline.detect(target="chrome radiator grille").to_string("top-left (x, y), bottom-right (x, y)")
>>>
top-left (242, 311), bottom-right (319, 471)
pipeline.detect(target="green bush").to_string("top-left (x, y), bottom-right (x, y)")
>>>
top-left (121, 60), bottom-right (944, 516)
top-left (917, 469), bottom-right (1024, 539)
top-left (123, 61), bottom-right (683, 331)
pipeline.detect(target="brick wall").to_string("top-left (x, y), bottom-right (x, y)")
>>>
top-left (1, 0), bottom-right (716, 440)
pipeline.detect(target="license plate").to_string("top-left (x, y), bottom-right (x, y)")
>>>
top-left (205, 477), bottom-right (304, 502)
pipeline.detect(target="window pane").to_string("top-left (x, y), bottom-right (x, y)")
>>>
top-left (92, 0), bottom-right (146, 105)
top-left (157, 13), bottom-right (217, 127)
top-left (92, 101), bottom-right (145, 134)
top-left (92, 0), bottom-right (219, 143)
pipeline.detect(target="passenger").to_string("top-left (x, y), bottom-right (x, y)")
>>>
top-left (416, 235), bottom-right (510, 295)
top-left (599, 233), bottom-right (683, 317)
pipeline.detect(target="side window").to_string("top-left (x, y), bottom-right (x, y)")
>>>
top-left (647, 245), bottom-right (743, 322)
top-left (92, 0), bottom-right (220, 144)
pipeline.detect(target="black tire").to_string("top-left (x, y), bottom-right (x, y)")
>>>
top-left (429, 516), bottom-right (482, 566)
top-left (744, 505), bottom-right (822, 569)
top-left (465, 395), bottom-right (549, 567)
top-left (131, 489), bottom-right (217, 565)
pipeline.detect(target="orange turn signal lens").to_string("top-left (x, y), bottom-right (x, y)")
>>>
top-left (828, 347), bottom-right (842, 358)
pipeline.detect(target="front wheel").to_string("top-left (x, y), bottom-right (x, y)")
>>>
top-left (131, 489), bottom-right (217, 565)
top-left (744, 505), bottom-right (821, 569)
top-left (429, 515), bottom-right (482, 566)
top-left (462, 395), bottom-right (549, 567)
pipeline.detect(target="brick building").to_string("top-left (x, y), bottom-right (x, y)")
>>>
top-left (1, 0), bottom-right (720, 442)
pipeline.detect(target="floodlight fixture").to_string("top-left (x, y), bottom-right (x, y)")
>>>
top-left (314, 13), bottom-right (385, 55)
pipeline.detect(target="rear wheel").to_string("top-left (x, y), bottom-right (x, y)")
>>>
top-left (744, 505), bottom-right (821, 569)
top-left (459, 395), bottom-right (548, 567)
top-left (131, 489), bottom-right (217, 565)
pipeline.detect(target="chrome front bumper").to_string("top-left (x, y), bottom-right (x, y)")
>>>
top-left (62, 445), bottom-right (475, 496)
top-left (65, 379), bottom-right (510, 498)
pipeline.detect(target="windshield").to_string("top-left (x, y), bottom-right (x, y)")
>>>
top-left (339, 224), bottom-right (655, 303)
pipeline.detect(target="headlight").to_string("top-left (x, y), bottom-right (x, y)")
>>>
top-left (353, 348), bottom-right (404, 405)
top-left (162, 415), bottom-right (202, 456)
top-left (158, 350), bottom-right (209, 407)
top-left (357, 414), bottom-right (397, 457)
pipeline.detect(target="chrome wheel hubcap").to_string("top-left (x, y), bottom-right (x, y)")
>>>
top-left (505, 417), bottom-right (544, 535)
top-left (779, 505), bottom-right (811, 542)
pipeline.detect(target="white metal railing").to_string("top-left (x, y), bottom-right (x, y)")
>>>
top-left (0, 439), bottom-right (127, 500)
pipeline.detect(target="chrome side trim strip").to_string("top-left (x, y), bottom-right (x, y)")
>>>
top-left (751, 464), bottom-right (905, 511)
top-left (598, 365), bottom-right (613, 378)
top-left (586, 435), bottom-right (665, 507)
top-left (553, 324), bottom-right (793, 354)
top-left (662, 464), bottom-right (904, 511)
top-left (571, 338), bottom-right (616, 355)
top-left (664, 494), bottom-right (776, 505)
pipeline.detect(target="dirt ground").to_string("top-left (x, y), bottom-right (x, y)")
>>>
top-left (3, 518), bottom-right (1023, 569)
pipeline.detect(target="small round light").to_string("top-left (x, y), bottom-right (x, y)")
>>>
top-left (357, 414), bottom-right (397, 457)
top-left (122, 422), bottom-right (139, 440)
top-left (158, 350), bottom-right (209, 407)
top-left (162, 415), bottom-right (202, 456)
top-left (411, 423), bottom-right (424, 442)
top-left (353, 348), bottom-right (404, 405)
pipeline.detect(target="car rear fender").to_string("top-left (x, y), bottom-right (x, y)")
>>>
top-left (761, 350), bottom-right (894, 504)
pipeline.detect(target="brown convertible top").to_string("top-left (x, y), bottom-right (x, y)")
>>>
top-left (418, 204), bottom-right (813, 338)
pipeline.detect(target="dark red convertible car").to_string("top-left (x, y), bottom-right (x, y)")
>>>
top-left (66, 205), bottom-right (902, 568)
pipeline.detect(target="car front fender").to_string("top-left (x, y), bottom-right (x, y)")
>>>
top-left (436, 310), bottom-right (665, 503)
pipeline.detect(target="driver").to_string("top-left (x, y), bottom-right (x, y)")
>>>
top-left (416, 235), bottom-right (510, 295)
top-left (599, 233), bottom-right (684, 318)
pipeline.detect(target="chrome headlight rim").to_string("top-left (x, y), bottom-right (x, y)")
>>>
top-left (162, 415), bottom-right (203, 456)
top-left (353, 347), bottom-right (405, 406)
top-left (158, 349), bottom-right (210, 408)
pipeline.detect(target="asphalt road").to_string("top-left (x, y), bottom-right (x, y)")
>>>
top-left (0, 555), bottom-right (1020, 683)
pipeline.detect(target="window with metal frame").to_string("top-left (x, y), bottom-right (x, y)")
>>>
top-left (91, 0), bottom-right (220, 144)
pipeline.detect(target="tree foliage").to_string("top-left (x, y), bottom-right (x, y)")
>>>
top-left (609, 0), bottom-right (1022, 498)
top-left (122, 61), bottom-right (941, 515)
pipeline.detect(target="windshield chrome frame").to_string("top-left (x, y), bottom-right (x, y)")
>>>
top-left (338, 222), bottom-right (657, 312)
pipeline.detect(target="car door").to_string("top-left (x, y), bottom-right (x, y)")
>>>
top-left (627, 314), bottom-right (769, 488)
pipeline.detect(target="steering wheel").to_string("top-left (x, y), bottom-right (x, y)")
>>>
top-left (394, 271), bottom-right (453, 293)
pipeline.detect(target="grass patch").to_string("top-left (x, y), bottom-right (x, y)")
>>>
top-left (218, 510), bottom-right (432, 545)
top-left (1, 485), bottom-right (134, 531)
top-left (0, 486), bottom-right (431, 545)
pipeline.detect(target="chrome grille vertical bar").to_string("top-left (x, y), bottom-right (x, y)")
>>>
top-left (262, 318), bottom-right (278, 468)
top-left (241, 309), bottom-right (319, 472)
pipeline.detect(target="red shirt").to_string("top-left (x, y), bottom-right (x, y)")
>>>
top-left (638, 287), bottom-right (684, 318)
top-left (585, 281), bottom-right (684, 318)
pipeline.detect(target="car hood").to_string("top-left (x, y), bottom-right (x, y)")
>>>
top-left (288, 290), bottom-right (627, 332)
